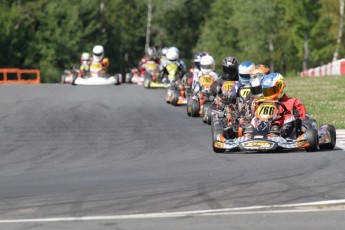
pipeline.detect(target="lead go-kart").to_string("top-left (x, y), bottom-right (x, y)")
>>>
top-left (212, 100), bottom-right (336, 153)
top-left (187, 74), bottom-right (217, 124)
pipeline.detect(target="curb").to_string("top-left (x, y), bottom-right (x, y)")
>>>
top-left (336, 130), bottom-right (345, 150)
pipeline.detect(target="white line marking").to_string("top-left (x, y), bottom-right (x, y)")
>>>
top-left (0, 199), bottom-right (345, 223)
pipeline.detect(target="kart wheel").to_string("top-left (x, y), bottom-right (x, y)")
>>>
top-left (114, 74), bottom-right (121, 85)
top-left (143, 78), bottom-right (152, 89)
top-left (125, 73), bottom-right (132, 83)
top-left (319, 124), bottom-right (336, 150)
top-left (186, 100), bottom-right (192, 116)
top-left (206, 103), bottom-right (215, 125)
top-left (202, 103), bottom-right (210, 123)
top-left (305, 128), bottom-right (318, 152)
top-left (211, 123), bottom-right (226, 153)
top-left (71, 72), bottom-right (78, 85)
top-left (190, 99), bottom-right (200, 117)
top-left (171, 89), bottom-right (180, 106)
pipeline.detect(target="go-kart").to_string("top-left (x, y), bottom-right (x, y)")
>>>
top-left (237, 100), bottom-right (335, 152)
top-left (165, 67), bottom-right (192, 106)
top-left (125, 67), bottom-right (145, 85)
top-left (186, 74), bottom-right (217, 124)
top-left (61, 67), bottom-right (78, 84)
top-left (73, 62), bottom-right (121, 86)
top-left (143, 61), bottom-right (165, 88)
top-left (211, 81), bottom-right (249, 153)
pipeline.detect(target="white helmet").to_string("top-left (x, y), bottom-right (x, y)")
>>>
top-left (166, 48), bottom-right (179, 62)
top-left (161, 47), bottom-right (169, 57)
top-left (200, 55), bottom-right (215, 75)
top-left (92, 45), bottom-right (104, 62)
top-left (169, 46), bottom-right (179, 54)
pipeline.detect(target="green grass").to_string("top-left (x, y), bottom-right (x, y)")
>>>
top-left (285, 76), bottom-right (345, 129)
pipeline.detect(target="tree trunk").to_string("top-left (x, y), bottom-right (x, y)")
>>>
top-left (333, 0), bottom-right (344, 62)
top-left (303, 33), bottom-right (310, 71)
top-left (145, 0), bottom-right (152, 55)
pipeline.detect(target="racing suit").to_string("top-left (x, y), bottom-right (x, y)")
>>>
top-left (192, 71), bottom-right (219, 98)
top-left (273, 95), bottom-right (307, 137)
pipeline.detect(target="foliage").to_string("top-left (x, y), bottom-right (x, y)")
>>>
top-left (0, 0), bottom-right (345, 82)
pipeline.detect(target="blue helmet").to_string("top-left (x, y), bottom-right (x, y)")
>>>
top-left (238, 61), bottom-right (255, 85)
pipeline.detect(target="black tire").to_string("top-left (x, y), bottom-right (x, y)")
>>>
top-left (206, 103), bottom-right (215, 125)
top-left (71, 72), bottom-right (78, 85)
top-left (143, 78), bottom-right (151, 89)
top-left (305, 128), bottom-right (318, 152)
top-left (114, 74), bottom-right (121, 85)
top-left (171, 89), bottom-right (180, 106)
top-left (202, 103), bottom-right (210, 123)
top-left (319, 124), bottom-right (336, 150)
top-left (125, 73), bottom-right (132, 84)
top-left (186, 100), bottom-right (192, 116)
top-left (190, 99), bottom-right (200, 117)
top-left (211, 122), bottom-right (226, 153)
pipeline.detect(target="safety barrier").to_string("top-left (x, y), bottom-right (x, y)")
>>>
top-left (300, 59), bottom-right (345, 77)
top-left (0, 68), bottom-right (41, 84)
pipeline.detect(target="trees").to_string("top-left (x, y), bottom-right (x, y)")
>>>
top-left (0, 0), bottom-right (344, 81)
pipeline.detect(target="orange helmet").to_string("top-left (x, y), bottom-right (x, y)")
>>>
top-left (251, 64), bottom-right (270, 75)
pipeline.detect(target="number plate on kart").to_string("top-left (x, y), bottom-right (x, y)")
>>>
top-left (242, 141), bottom-right (275, 150)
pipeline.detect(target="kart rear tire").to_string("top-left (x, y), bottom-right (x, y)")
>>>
top-left (206, 103), bottom-right (215, 125)
top-left (305, 128), bottom-right (318, 152)
top-left (319, 124), bottom-right (336, 150)
top-left (186, 99), bottom-right (192, 116)
top-left (171, 89), bottom-right (180, 106)
top-left (143, 78), bottom-right (152, 89)
top-left (190, 99), bottom-right (200, 117)
top-left (114, 74), bottom-right (121, 85)
top-left (211, 123), bottom-right (226, 153)
top-left (125, 73), bottom-right (132, 83)
top-left (202, 103), bottom-right (210, 123)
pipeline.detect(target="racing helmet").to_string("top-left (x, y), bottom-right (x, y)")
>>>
top-left (254, 64), bottom-right (270, 75)
top-left (92, 45), bottom-right (104, 62)
top-left (238, 61), bottom-right (255, 85)
top-left (261, 73), bottom-right (287, 100)
top-left (161, 47), bottom-right (169, 57)
top-left (249, 66), bottom-right (267, 98)
top-left (166, 48), bottom-right (179, 63)
top-left (193, 51), bottom-right (208, 70)
top-left (222, 56), bottom-right (239, 81)
top-left (200, 55), bottom-right (215, 75)
top-left (80, 52), bottom-right (91, 63)
top-left (169, 46), bottom-right (179, 54)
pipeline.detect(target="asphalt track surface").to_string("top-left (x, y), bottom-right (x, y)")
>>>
top-left (0, 84), bottom-right (344, 230)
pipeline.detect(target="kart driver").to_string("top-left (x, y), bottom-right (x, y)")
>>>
top-left (261, 72), bottom-right (307, 137)
top-left (92, 45), bottom-right (109, 76)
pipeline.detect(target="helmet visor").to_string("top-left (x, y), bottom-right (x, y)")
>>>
top-left (93, 52), bottom-right (103, 57)
top-left (262, 86), bottom-right (279, 98)
top-left (200, 64), bottom-right (213, 70)
top-left (250, 85), bottom-right (262, 96)
top-left (239, 73), bottom-right (250, 79)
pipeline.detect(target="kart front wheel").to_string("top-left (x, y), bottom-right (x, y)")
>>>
top-left (186, 100), bottom-right (192, 116)
top-left (211, 123), bottom-right (226, 153)
top-left (171, 89), bottom-right (180, 106)
top-left (319, 124), bottom-right (336, 150)
top-left (305, 128), bottom-right (318, 152)
top-left (190, 99), bottom-right (200, 117)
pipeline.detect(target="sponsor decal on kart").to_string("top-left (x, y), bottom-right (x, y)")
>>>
top-left (242, 141), bottom-right (275, 149)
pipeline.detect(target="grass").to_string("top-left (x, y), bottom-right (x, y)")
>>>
top-left (285, 76), bottom-right (345, 129)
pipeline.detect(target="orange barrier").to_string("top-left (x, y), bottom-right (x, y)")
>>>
top-left (0, 68), bottom-right (41, 84)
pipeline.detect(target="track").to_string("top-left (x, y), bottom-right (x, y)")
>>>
top-left (0, 84), bottom-right (344, 230)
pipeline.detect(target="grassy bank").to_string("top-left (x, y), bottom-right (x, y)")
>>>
top-left (285, 76), bottom-right (345, 129)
